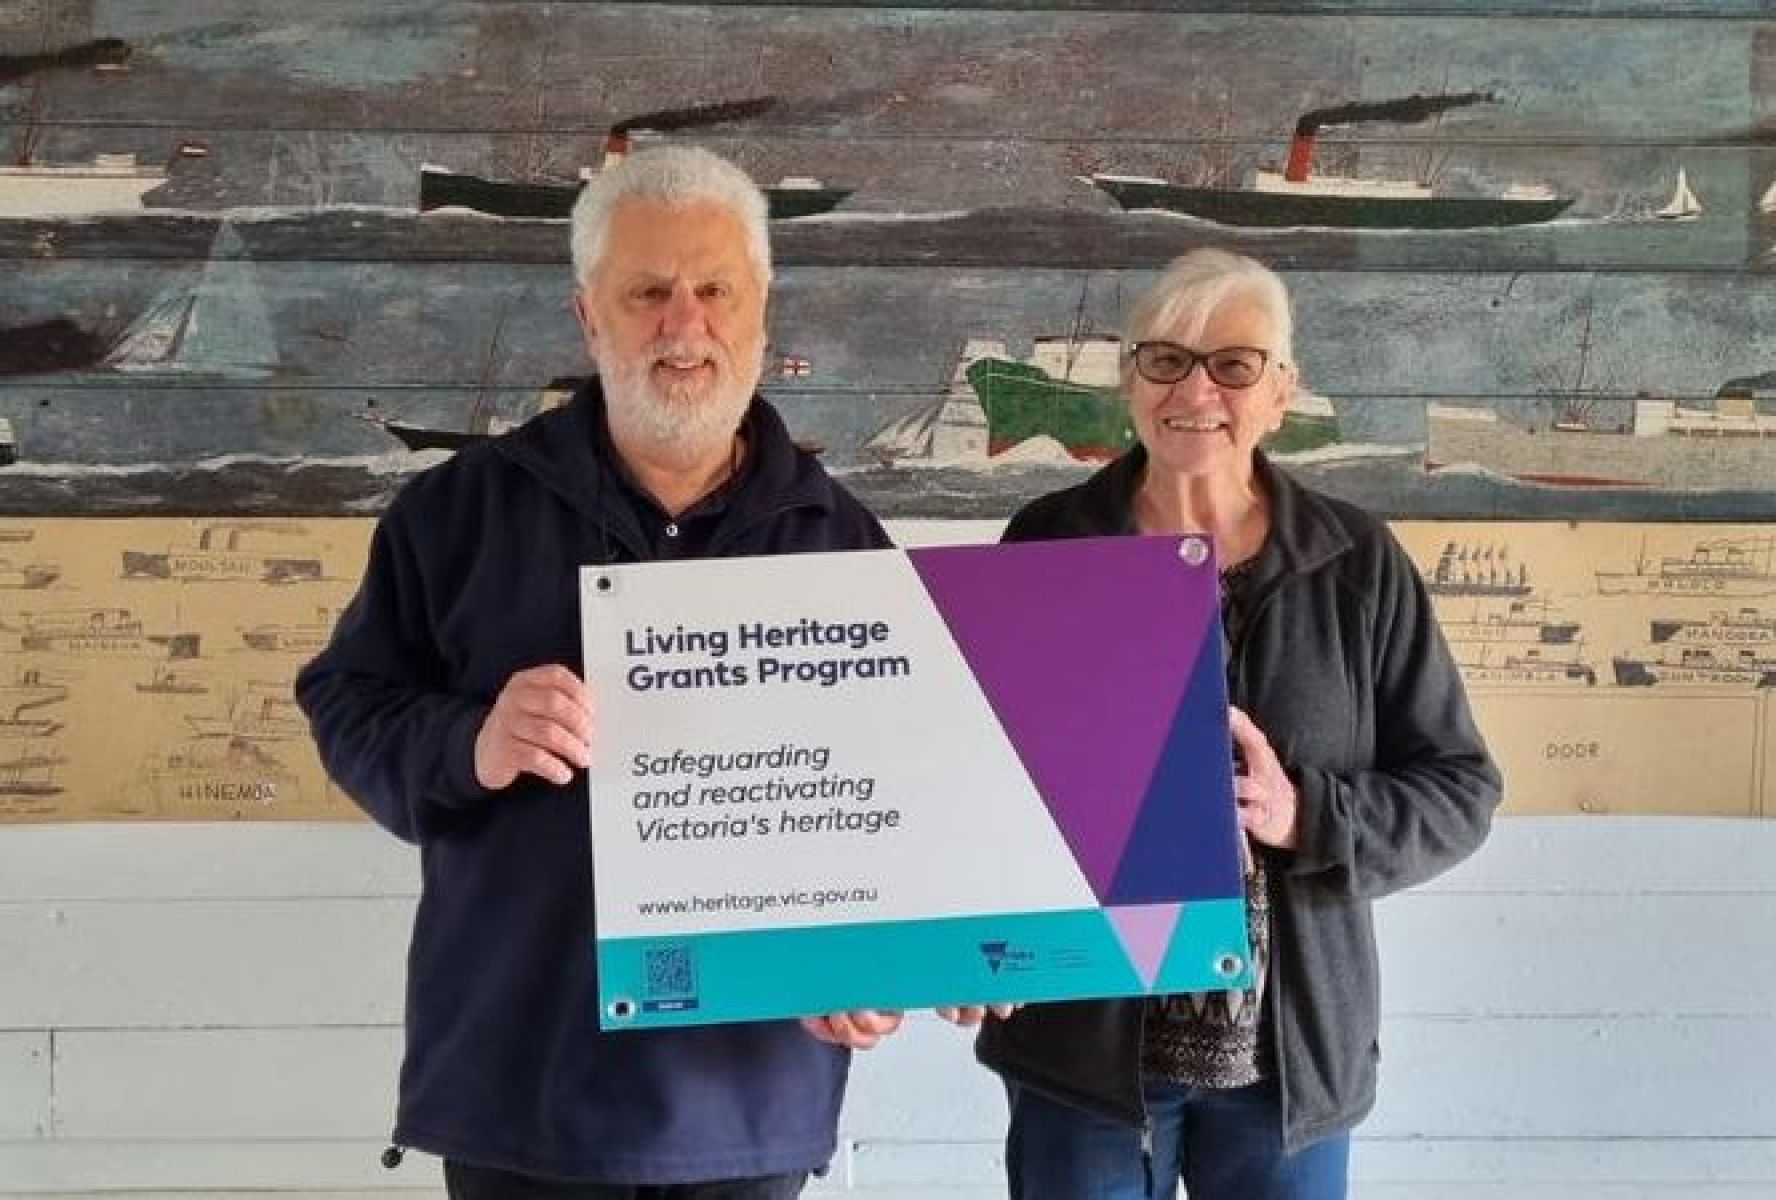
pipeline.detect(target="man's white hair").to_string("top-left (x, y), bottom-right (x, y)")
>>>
top-left (569, 145), bottom-right (773, 289)
top-left (1123, 248), bottom-right (1296, 370)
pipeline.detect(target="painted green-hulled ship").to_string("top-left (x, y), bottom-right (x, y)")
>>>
top-left (963, 336), bottom-right (1340, 462)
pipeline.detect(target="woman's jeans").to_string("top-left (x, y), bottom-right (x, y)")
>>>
top-left (444, 1161), bottom-right (807, 1200)
top-left (1005, 1078), bottom-right (1350, 1200)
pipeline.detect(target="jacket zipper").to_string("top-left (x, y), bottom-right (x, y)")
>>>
top-left (1228, 577), bottom-right (1291, 1145)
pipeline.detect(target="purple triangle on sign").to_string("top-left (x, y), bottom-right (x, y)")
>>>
top-left (1107, 902), bottom-right (1184, 989)
top-left (908, 537), bottom-right (1217, 899)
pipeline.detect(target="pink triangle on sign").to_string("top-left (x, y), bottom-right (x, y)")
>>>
top-left (1106, 902), bottom-right (1183, 989)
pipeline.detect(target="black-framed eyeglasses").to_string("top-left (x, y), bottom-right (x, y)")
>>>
top-left (1130, 341), bottom-right (1270, 390)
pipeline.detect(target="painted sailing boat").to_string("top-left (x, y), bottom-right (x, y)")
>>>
top-left (103, 225), bottom-right (280, 378)
top-left (861, 340), bottom-right (994, 466)
top-left (1653, 167), bottom-right (1702, 221)
top-left (1760, 178), bottom-right (1776, 216)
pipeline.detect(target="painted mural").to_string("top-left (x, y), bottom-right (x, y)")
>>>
top-left (1, 2), bottom-right (1774, 822)
top-left (1, 2), bottom-right (1772, 522)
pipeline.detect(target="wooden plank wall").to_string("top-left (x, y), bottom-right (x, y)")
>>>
top-left (1, 0), bottom-right (1772, 521)
top-left (3, 3), bottom-right (1775, 1196)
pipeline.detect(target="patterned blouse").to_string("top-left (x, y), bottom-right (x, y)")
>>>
top-left (1141, 551), bottom-right (1276, 1089)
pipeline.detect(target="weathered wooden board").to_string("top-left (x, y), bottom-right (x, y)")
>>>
top-left (3, 264), bottom-right (1773, 518)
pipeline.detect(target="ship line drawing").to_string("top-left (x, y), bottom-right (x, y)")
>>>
top-left (1425, 542), bottom-right (1530, 598)
top-left (1613, 645), bottom-right (1776, 689)
top-left (0, 750), bottom-right (66, 798)
top-left (0, 669), bottom-right (69, 739)
top-left (182, 681), bottom-right (305, 742)
top-left (121, 521), bottom-right (323, 585)
top-left (1650, 608), bottom-right (1775, 646)
top-left (136, 664), bottom-right (210, 695)
top-left (135, 736), bottom-right (302, 815)
top-left (1089, 93), bottom-right (1571, 231)
top-left (1614, 609), bottom-right (1776, 688)
top-left (1596, 537), bottom-right (1776, 598)
top-left (9, 607), bottom-right (200, 658)
top-left (241, 608), bottom-right (337, 654)
top-left (1428, 551), bottom-right (1594, 686)
top-left (0, 557), bottom-right (58, 588)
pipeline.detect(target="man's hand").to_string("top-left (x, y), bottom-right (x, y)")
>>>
top-left (934, 1004), bottom-right (1021, 1027)
top-left (1229, 705), bottom-right (1299, 850)
top-left (474, 665), bottom-right (594, 789)
top-left (799, 1010), bottom-right (904, 1049)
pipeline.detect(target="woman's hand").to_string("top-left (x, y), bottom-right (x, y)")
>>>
top-left (800, 1009), bottom-right (904, 1049)
top-left (1229, 705), bottom-right (1299, 850)
top-left (934, 1004), bottom-right (1021, 1027)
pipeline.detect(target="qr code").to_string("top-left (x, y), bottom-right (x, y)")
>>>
top-left (644, 944), bottom-right (695, 998)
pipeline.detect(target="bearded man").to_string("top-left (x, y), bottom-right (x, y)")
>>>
top-left (297, 146), bottom-right (900, 1200)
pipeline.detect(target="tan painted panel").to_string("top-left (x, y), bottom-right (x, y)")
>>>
top-left (4, 517), bottom-right (1774, 821)
top-left (0, 518), bottom-right (370, 822)
top-left (1470, 693), bottom-right (1759, 816)
top-left (1393, 521), bottom-right (1775, 819)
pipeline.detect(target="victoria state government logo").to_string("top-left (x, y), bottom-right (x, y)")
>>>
top-left (978, 940), bottom-right (1037, 974)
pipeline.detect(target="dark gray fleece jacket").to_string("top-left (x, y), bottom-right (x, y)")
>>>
top-left (976, 448), bottom-right (1502, 1151)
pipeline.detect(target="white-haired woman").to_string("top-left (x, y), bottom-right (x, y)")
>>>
top-left (974, 248), bottom-right (1502, 1200)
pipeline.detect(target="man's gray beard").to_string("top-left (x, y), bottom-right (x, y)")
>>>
top-left (600, 354), bottom-right (759, 468)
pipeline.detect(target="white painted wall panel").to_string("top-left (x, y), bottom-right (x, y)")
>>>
top-left (1352, 1137), bottom-right (1776, 1185)
top-left (0, 900), bottom-right (410, 1028)
top-left (1425, 820), bottom-right (1776, 895)
top-left (0, 826), bottom-right (417, 903)
top-left (1370, 1015), bottom-right (1776, 1139)
top-left (0, 1033), bottom-right (49, 1141)
top-left (0, 1143), bottom-right (436, 1193)
top-left (3, 815), bottom-right (1775, 1193)
top-left (51, 1028), bottom-right (401, 1140)
top-left (840, 1015), bottom-right (1002, 1141)
top-left (1377, 893), bottom-right (1776, 1016)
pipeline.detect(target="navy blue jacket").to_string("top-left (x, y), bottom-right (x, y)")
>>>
top-left (296, 383), bottom-right (891, 1182)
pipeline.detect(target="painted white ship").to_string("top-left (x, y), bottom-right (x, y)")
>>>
top-left (0, 153), bottom-right (167, 217)
top-left (1426, 393), bottom-right (1776, 489)
top-left (861, 339), bottom-right (996, 466)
